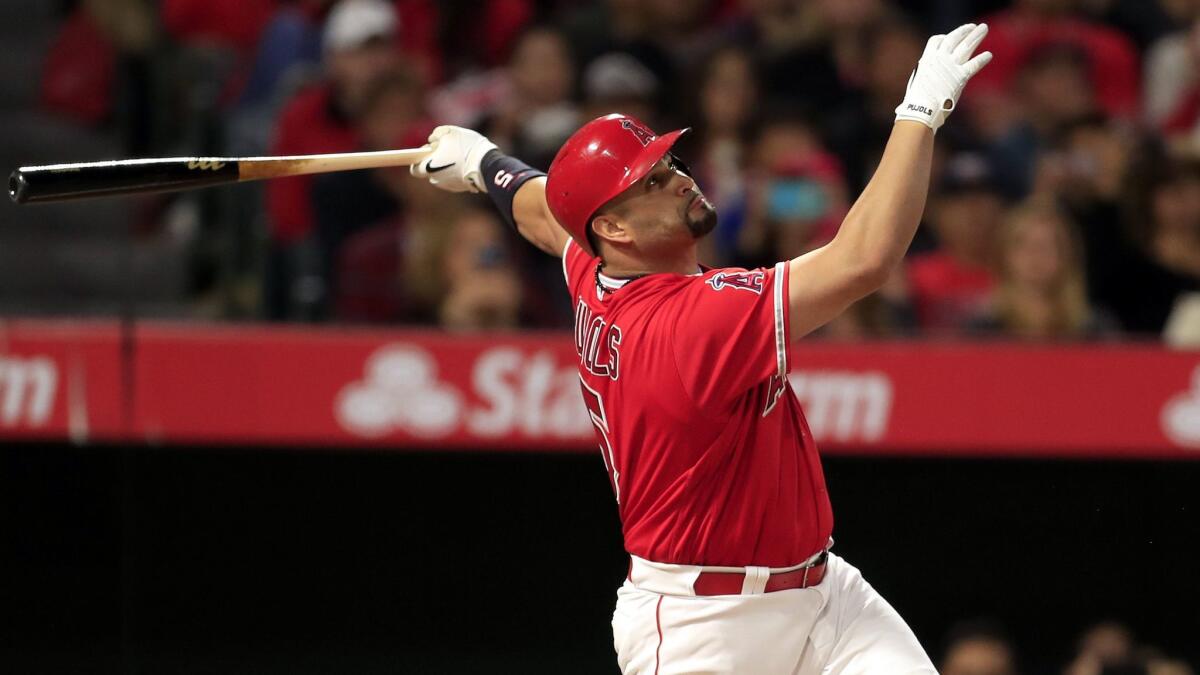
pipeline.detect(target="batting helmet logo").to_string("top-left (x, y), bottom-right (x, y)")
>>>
top-left (546, 114), bottom-right (689, 256)
top-left (620, 119), bottom-right (655, 147)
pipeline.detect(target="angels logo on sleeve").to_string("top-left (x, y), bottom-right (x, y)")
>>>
top-left (706, 270), bottom-right (765, 294)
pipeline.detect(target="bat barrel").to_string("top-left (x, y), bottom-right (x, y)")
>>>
top-left (9, 158), bottom-right (241, 204)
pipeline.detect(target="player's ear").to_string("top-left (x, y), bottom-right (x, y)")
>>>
top-left (591, 212), bottom-right (634, 246)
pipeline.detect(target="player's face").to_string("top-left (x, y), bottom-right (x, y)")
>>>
top-left (611, 156), bottom-right (718, 250)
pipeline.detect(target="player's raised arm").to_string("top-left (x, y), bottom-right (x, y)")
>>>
top-left (410, 126), bottom-right (569, 257)
top-left (785, 23), bottom-right (992, 340)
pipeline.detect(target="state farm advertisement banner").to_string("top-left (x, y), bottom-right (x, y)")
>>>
top-left (0, 320), bottom-right (125, 442)
top-left (132, 324), bottom-right (589, 449)
top-left (4, 320), bottom-right (1200, 458)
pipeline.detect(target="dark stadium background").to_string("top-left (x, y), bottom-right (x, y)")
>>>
top-left (4, 444), bottom-right (1199, 674)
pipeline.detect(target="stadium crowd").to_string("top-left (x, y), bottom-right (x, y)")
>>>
top-left (24, 0), bottom-right (1200, 343)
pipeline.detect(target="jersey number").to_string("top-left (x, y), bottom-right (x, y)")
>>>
top-left (580, 379), bottom-right (620, 503)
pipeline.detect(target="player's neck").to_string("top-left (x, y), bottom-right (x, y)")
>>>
top-left (599, 246), bottom-right (699, 278)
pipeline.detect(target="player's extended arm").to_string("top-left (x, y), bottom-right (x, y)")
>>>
top-left (411, 126), bottom-right (569, 258)
top-left (785, 23), bottom-right (992, 340)
top-left (511, 177), bottom-right (571, 257)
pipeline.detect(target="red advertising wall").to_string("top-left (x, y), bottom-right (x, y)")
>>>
top-left (3, 319), bottom-right (1199, 458)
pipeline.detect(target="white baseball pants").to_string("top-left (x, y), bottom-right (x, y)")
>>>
top-left (611, 553), bottom-right (936, 675)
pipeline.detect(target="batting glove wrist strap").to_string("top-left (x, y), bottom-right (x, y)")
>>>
top-left (894, 23), bottom-right (992, 132)
top-left (480, 149), bottom-right (546, 230)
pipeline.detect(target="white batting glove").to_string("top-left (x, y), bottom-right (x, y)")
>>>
top-left (895, 23), bottom-right (993, 132)
top-left (409, 125), bottom-right (498, 193)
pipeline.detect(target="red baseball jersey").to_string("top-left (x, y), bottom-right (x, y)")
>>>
top-left (562, 239), bottom-right (833, 568)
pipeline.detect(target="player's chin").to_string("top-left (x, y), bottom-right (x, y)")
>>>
top-left (686, 201), bottom-right (718, 239)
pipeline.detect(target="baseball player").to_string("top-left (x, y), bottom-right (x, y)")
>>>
top-left (410, 23), bottom-right (992, 675)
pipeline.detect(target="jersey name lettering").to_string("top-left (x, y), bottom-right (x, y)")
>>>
top-left (574, 299), bottom-right (622, 380)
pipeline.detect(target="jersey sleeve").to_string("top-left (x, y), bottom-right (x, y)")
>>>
top-left (670, 262), bottom-right (791, 409)
top-left (560, 237), bottom-right (598, 300)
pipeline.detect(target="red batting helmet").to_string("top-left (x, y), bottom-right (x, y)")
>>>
top-left (546, 114), bottom-right (688, 256)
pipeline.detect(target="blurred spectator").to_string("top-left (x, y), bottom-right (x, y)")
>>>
top-left (581, 51), bottom-right (661, 124)
top-left (333, 167), bottom-right (459, 324)
top-left (1143, 9), bottom-right (1200, 155)
top-left (1093, 153), bottom-right (1200, 334)
top-left (828, 17), bottom-right (928, 192)
top-left (643, 0), bottom-right (720, 70)
top-left (561, 0), bottom-right (678, 112)
top-left (438, 208), bottom-right (524, 331)
top-left (736, 114), bottom-right (850, 268)
top-left (971, 0), bottom-right (1141, 128)
top-left (941, 619), bottom-right (1019, 675)
top-left (1142, 158), bottom-right (1200, 287)
top-left (480, 24), bottom-right (581, 170)
top-left (233, 1), bottom-right (334, 114)
top-left (263, 0), bottom-right (401, 319)
top-left (1065, 622), bottom-right (1138, 675)
top-left (399, 0), bottom-right (534, 85)
top-left (675, 45), bottom-right (759, 265)
top-left (722, 0), bottom-right (847, 113)
top-left (968, 198), bottom-right (1118, 339)
top-left (908, 153), bottom-right (1004, 335)
top-left (312, 67), bottom-right (430, 317)
top-left (813, 0), bottom-right (899, 90)
top-left (40, 0), bottom-right (156, 130)
top-left (161, 0), bottom-right (278, 58)
top-left (987, 43), bottom-right (1103, 196)
top-left (1064, 621), bottom-right (1197, 675)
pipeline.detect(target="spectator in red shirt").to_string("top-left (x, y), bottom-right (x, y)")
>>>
top-left (263, 0), bottom-right (402, 320)
top-left (161, 0), bottom-right (279, 58)
top-left (908, 152), bottom-right (1005, 335)
top-left (969, 0), bottom-right (1141, 139)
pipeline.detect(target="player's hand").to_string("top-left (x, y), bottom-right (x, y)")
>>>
top-left (894, 23), bottom-right (992, 132)
top-left (410, 126), bottom-right (498, 193)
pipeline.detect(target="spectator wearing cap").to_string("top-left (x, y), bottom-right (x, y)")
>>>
top-left (263, 0), bottom-right (401, 320)
top-left (907, 153), bottom-right (1005, 336)
top-left (582, 51), bottom-right (661, 125)
top-left (969, 0), bottom-right (1141, 133)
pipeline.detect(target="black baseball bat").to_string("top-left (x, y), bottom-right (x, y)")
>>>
top-left (8, 148), bottom-right (431, 204)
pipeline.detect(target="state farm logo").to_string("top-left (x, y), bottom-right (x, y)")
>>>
top-left (336, 345), bottom-right (462, 438)
top-left (788, 370), bottom-right (892, 443)
top-left (335, 344), bottom-right (591, 440)
top-left (1160, 365), bottom-right (1200, 448)
top-left (0, 355), bottom-right (58, 428)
